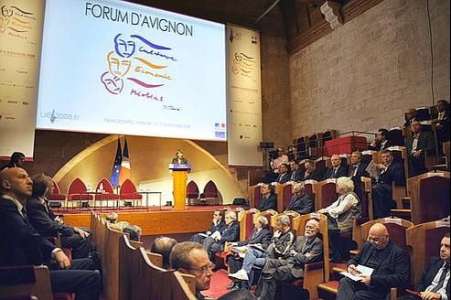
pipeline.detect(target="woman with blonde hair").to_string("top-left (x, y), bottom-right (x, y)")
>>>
top-left (318, 176), bottom-right (360, 262)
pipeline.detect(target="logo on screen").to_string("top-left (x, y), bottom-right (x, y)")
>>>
top-left (0, 5), bottom-right (36, 37)
top-left (214, 122), bottom-right (226, 138)
top-left (100, 33), bottom-right (176, 100)
top-left (231, 52), bottom-right (255, 78)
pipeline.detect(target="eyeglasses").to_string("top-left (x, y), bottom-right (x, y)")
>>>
top-left (213, 214), bottom-right (221, 217)
top-left (368, 235), bottom-right (388, 243)
top-left (187, 263), bottom-right (215, 274)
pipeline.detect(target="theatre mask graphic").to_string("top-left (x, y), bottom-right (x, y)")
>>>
top-left (100, 33), bottom-right (175, 96)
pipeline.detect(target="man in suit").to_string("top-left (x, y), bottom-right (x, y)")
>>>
top-left (406, 119), bottom-right (435, 176)
top-left (369, 129), bottom-right (392, 151)
top-left (289, 160), bottom-right (304, 182)
top-left (257, 218), bottom-right (323, 300)
top-left (204, 210), bottom-right (240, 260)
top-left (27, 173), bottom-right (91, 259)
top-left (229, 214), bottom-right (295, 283)
top-left (285, 182), bottom-right (314, 214)
top-left (302, 160), bottom-right (323, 181)
top-left (170, 241), bottom-right (214, 300)
top-left (348, 151), bottom-right (369, 204)
top-left (372, 150), bottom-right (405, 218)
top-left (227, 215), bottom-right (272, 289)
top-left (0, 167), bottom-right (101, 300)
top-left (257, 184), bottom-right (277, 211)
top-left (324, 154), bottom-right (348, 179)
top-left (276, 163), bottom-right (291, 184)
top-left (401, 233), bottom-right (450, 300)
top-left (192, 210), bottom-right (225, 244)
top-left (337, 223), bottom-right (410, 300)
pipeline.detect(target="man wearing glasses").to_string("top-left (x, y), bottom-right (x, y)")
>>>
top-left (170, 241), bottom-right (215, 299)
top-left (337, 223), bottom-right (410, 300)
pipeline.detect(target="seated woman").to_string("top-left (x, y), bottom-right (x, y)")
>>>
top-left (227, 215), bottom-right (272, 289)
top-left (203, 210), bottom-right (240, 261)
top-left (318, 176), bottom-right (360, 262)
top-left (191, 210), bottom-right (225, 244)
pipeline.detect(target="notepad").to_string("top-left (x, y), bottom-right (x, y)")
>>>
top-left (341, 265), bottom-right (374, 281)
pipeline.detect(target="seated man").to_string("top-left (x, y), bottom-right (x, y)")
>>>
top-left (406, 119), bottom-right (435, 176)
top-left (151, 237), bottom-right (177, 269)
top-left (257, 183), bottom-right (277, 211)
top-left (324, 154), bottom-right (348, 179)
top-left (285, 182), bottom-right (314, 214)
top-left (27, 173), bottom-right (91, 259)
top-left (371, 150), bottom-right (405, 218)
top-left (401, 233), bottom-right (450, 300)
top-left (229, 214), bottom-right (295, 284)
top-left (203, 210), bottom-right (239, 260)
top-left (191, 210), bottom-right (225, 244)
top-left (336, 223), bottom-right (410, 300)
top-left (276, 163), bottom-right (291, 184)
top-left (227, 215), bottom-right (272, 289)
top-left (289, 160), bottom-right (303, 182)
top-left (0, 167), bottom-right (101, 300)
top-left (257, 218), bottom-right (323, 300)
top-left (348, 151), bottom-right (369, 204)
top-left (368, 129), bottom-right (392, 151)
top-left (301, 160), bottom-right (323, 181)
top-left (170, 241), bottom-right (214, 300)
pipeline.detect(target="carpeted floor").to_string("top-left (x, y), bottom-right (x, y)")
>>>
top-left (202, 269), bottom-right (232, 299)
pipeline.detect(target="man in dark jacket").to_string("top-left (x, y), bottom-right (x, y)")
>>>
top-left (401, 233), bottom-right (450, 300)
top-left (257, 184), bottom-right (277, 211)
top-left (204, 210), bottom-right (240, 260)
top-left (371, 150), bottom-right (405, 218)
top-left (229, 214), bottom-right (295, 283)
top-left (192, 210), bottom-right (225, 244)
top-left (285, 182), bottom-right (314, 214)
top-left (227, 215), bottom-right (272, 289)
top-left (324, 154), bottom-right (348, 179)
top-left (406, 119), bottom-right (435, 176)
top-left (257, 218), bottom-right (323, 300)
top-left (337, 223), bottom-right (410, 300)
top-left (27, 173), bottom-right (91, 259)
top-left (0, 167), bottom-right (100, 300)
top-left (302, 160), bottom-right (323, 181)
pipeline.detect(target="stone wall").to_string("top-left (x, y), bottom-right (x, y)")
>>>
top-left (289, 0), bottom-right (450, 138)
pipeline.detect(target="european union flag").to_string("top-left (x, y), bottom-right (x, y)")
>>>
top-left (111, 139), bottom-right (122, 188)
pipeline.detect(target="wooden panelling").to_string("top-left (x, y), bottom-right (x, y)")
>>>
top-left (64, 209), bottom-right (216, 235)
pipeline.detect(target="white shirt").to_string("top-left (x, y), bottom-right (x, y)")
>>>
top-left (425, 262), bottom-right (450, 300)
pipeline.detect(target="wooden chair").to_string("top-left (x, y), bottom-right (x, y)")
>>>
top-left (315, 179), bottom-right (338, 210)
top-left (409, 171), bottom-right (450, 224)
top-left (0, 265), bottom-right (53, 300)
top-left (303, 180), bottom-right (318, 210)
top-left (289, 213), bottom-right (330, 299)
top-left (171, 272), bottom-right (197, 300)
top-left (239, 209), bottom-right (258, 241)
top-left (104, 225), bottom-right (124, 300)
top-left (275, 183), bottom-right (293, 212)
top-left (406, 217), bottom-right (450, 286)
top-left (118, 234), bottom-right (144, 300)
top-left (358, 217), bottom-right (414, 250)
top-left (248, 184), bottom-right (261, 209)
top-left (138, 247), bottom-right (171, 300)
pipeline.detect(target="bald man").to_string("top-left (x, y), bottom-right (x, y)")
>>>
top-left (336, 223), bottom-right (410, 300)
top-left (0, 167), bottom-right (101, 300)
top-left (151, 237), bottom-right (178, 269)
top-left (324, 154), bottom-right (348, 179)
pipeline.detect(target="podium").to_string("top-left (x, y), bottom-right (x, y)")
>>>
top-left (169, 163), bottom-right (191, 210)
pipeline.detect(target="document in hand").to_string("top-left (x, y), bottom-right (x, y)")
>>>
top-left (198, 233), bottom-right (210, 238)
top-left (341, 265), bottom-right (374, 281)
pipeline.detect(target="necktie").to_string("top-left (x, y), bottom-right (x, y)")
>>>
top-left (431, 263), bottom-right (450, 292)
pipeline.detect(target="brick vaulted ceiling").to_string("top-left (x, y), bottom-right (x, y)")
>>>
top-left (128, 0), bottom-right (382, 53)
